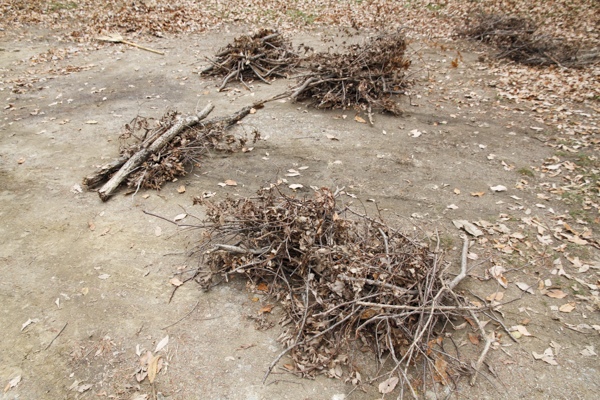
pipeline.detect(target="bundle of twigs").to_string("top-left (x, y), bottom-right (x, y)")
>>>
top-left (289, 32), bottom-right (410, 118)
top-left (83, 103), bottom-right (261, 200)
top-left (461, 14), bottom-right (599, 67)
top-left (165, 186), bottom-right (493, 395)
top-left (201, 28), bottom-right (300, 91)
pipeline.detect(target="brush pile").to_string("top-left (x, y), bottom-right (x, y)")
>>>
top-left (83, 103), bottom-right (260, 200)
top-left (292, 32), bottom-right (410, 117)
top-left (201, 29), bottom-right (300, 91)
top-left (185, 186), bottom-right (486, 392)
top-left (461, 14), bottom-right (599, 67)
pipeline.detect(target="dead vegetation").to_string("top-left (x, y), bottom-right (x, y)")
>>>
top-left (461, 14), bottom-right (599, 67)
top-left (290, 32), bottom-right (409, 117)
top-left (82, 103), bottom-right (261, 200)
top-left (161, 186), bottom-right (496, 394)
top-left (201, 29), bottom-right (300, 91)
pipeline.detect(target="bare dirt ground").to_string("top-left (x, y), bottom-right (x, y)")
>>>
top-left (1, 4), bottom-right (600, 400)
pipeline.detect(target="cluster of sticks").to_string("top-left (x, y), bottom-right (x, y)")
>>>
top-left (461, 14), bottom-right (599, 67)
top-left (290, 32), bottom-right (410, 117)
top-left (174, 186), bottom-right (492, 394)
top-left (82, 103), bottom-right (261, 201)
top-left (201, 29), bottom-right (300, 91)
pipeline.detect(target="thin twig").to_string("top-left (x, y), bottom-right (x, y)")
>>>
top-left (44, 322), bottom-right (68, 350)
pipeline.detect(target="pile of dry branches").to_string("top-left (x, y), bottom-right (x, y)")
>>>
top-left (201, 29), bottom-right (300, 91)
top-left (177, 186), bottom-right (490, 394)
top-left (290, 32), bottom-right (410, 117)
top-left (461, 14), bottom-right (599, 67)
top-left (83, 103), bottom-right (260, 200)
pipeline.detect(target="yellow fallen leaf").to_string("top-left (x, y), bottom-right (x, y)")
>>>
top-left (355, 115), bottom-right (367, 123)
top-left (17, 158), bottom-right (25, 164)
top-left (470, 192), bottom-right (485, 197)
top-left (177, 185), bottom-right (186, 193)
top-left (454, 188), bottom-right (460, 195)
top-left (81, 287), bottom-right (89, 295)
top-left (147, 354), bottom-right (162, 383)
top-left (224, 179), bottom-right (237, 186)
top-left (257, 283), bottom-right (268, 291)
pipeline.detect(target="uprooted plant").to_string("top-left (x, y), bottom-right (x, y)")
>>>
top-left (154, 186), bottom-right (500, 396)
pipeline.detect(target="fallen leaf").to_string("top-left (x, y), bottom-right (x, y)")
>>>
top-left (469, 332), bottom-right (480, 345)
top-left (546, 289), bottom-right (568, 299)
top-left (70, 184), bottom-right (83, 193)
top-left (378, 376), bottom-right (399, 394)
top-left (289, 184), bottom-right (303, 190)
top-left (142, 194), bottom-right (150, 199)
top-left (173, 213), bottom-right (186, 221)
top-left (4, 375), bottom-right (21, 393)
top-left (486, 292), bottom-right (504, 302)
top-left (100, 227), bottom-right (110, 236)
top-left (177, 185), bottom-right (186, 193)
top-left (515, 282), bottom-right (534, 294)
top-left (77, 383), bottom-right (93, 393)
top-left (454, 188), bottom-right (460, 194)
top-left (17, 158), bottom-right (25, 164)
top-left (88, 222), bottom-right (96, 231)
top-left (155, 226), bottom-right (162, 237)
top-left (224, 179), bottom-right (237, 186)
top-left (409, 129), bottom-right (422, 137)
top-left (147, 354), bottom-right (162, 383)
top-left (81, 287), bottom-right (89, 295)
top-left (259, 305), bottom-right (273, 314)
top-left (490, 185), bottom-right (507, 192)
top-left (447, 204), bottom-right (458, 210)
top-left (532, 348), bottom-right (558, 365)
top-left (434, 357), bottom-right (448, 382)
top-left (559, 303), bottom-right (576, 313)
top-left (355, 115), bottom-right (367, 123)
top-left (326, 134), bottom-right (338, 141)
top-left (85, 120), bottom-right (98, 124)
top-left (511, 325), bottom-right (533, 337)
top-left (470, 191), bottom-right (485, 197)
top-left (169, 277), bottom-right (183, 287)
top-left (155, 335), bottom-right (169, 353)
top-left (257, 283), bottom-right (268, 291)
top-left (98, 274), bottom-right (110, 280)
top-left (249, 108), bottom-right (257, 114)
top-left (21, 318), bottom-right (38, 331)
top-left (452, 220), bottom-right (483, 237)
top-left (580, 346), bottom-right (597, 357)
top-left (283, 364), bottom-right (295, 371)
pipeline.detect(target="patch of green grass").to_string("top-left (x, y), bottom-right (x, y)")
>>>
top-left (49, 2), bottom-right (77, 12)
top-left (440, 234), bottom-right (454, 249)
top-left (286, 10), bottom-right (316, 24)
top-left (426, 3), bottom-right (446, 11)
top-left (518, 167), bottom-right (535, 178)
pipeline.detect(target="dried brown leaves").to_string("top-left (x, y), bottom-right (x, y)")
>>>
top-left (293, 32), bottom-right (409, 115)
top-left (201, 29), bottom-right (300, 91)
top-left (188, 186), bottom-right (476, 388)
top-left (460, 14), bottom-right (597, 67)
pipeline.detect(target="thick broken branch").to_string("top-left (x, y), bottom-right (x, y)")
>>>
top-left (97, 103), bottom-right (215, 201)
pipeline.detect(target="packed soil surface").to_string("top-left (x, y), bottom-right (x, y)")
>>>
top-left (1, 3), bottom-right (600, 399)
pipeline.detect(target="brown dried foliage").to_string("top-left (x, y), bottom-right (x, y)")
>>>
top-left (201, 29), bottom-right (300, 91)
top-left (294, 32), bottom-right (410, 115)
top-left (188, 187), bottom-right (474, 387)
top-left (461, 14), bottom-right (598, 67)
top-left (118, 109), bottom-right (259, 190)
